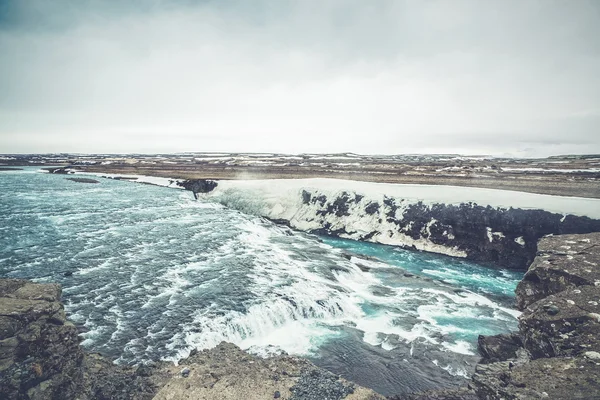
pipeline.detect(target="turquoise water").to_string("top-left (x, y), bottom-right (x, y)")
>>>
top-left (0, 168), bottom-right (521, 395)
top-left (319, 236), bottom-right (522, 300)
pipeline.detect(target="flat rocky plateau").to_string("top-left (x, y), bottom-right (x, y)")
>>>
top-left (3, 153), bottom-right (600, 198)
top-left (1, 232), bottom-right (600, 399)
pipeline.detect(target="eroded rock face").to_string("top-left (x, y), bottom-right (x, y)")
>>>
top-left (0, 279), bottom-right (84, 400)
top-left (515, 232), bottom-right (600, 309)
top-left (295, 191), bottom-right (600, 270)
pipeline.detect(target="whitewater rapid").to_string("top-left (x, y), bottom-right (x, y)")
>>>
top-left (1, 169), bottom-right (524, 395)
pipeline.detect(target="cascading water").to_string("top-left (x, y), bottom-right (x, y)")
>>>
top-left (0, 168), bottom-right (522, 396)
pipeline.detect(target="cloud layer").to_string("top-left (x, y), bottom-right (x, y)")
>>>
top-left (1, 0), bottom-right (599, 156)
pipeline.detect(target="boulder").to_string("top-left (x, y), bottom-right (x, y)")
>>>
top-left (477, 333), bottom-right (523, 363)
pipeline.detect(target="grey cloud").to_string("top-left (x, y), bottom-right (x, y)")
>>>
top-left (0, 0), bottom-right (599, 156)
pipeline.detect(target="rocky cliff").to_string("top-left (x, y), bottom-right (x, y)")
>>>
top-left (285, 190), bottom-right (600, 270)
top-left (400, 232), bottom-right (600, 400)
top-left (203, 180), bottom-right (600, 270)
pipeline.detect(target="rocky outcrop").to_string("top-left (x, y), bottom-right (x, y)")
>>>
top-left (65, 178), bottom-right (99, 184)
top-left (177, 179), bottom-right (218, 199)
top-left (471, 355), bottom-right (600, 399)
top-left (476, 333), bottom-right (522, 364)
top-left (0, 279), bottom-right (382, 400)
top-left (520, 285), bottom-right (600, 359)
top-left (154, 342), bottom-right (382, 400)
top-left (0, 279), bottom-right (85, 400)
top-left (515, 232), bottom-right (600, 307)
top-left (405, 232), bottom-right (600, 400)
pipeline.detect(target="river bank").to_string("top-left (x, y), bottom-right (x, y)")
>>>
top-left (2, 232), bottom-right (599, 399)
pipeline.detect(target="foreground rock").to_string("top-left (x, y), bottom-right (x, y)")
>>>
top-left (155, 343), bottom-right (382, 400)
top-left (0, 279), bottom-right (382, 400)
top-left (0, 280), bottom-right (85, 399)
top-left (404, 232), bottom-right (600, 400)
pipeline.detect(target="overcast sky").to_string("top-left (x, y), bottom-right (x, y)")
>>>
top-left (1, 0), bottom-right (599, 157)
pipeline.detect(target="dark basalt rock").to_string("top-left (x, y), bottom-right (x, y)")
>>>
top-left (0, 279), bottom-right (162, 400)
top-left (515, 232), bottom-right (600, 309)
top-left (295, 190), bottom-right (600, 270)
top-left (477, 333), bottom-right (523, 364)
top-left (289, 368), bottom-right (355, 400)
top-left (46, 167), bottom-right (74, 174)
top-left (365, 202), bottom-right (380, 215)
top-left (177, 179), bottom-right (218, 199)
top-left (301, 190), bottom-right (312, 205)
top-left (66, 177), bottom-right (99, 184)
top-left (471, 356), bottom-right (600, 400)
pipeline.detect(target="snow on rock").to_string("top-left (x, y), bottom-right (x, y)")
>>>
top-left (204, 179), bottom-right (600, 270)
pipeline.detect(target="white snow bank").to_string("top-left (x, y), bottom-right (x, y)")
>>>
top-left (210, 178), bottom-right (600, 219)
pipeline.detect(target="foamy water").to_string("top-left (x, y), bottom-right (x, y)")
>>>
top-left (0, 168), bottom-right (522, 395)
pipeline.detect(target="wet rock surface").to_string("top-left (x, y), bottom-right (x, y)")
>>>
top-left (390, 387), bottom-right (479, 400)
top-left (65, 177), bottom-right (100, 184)
top-left (405, 232), bottom-right (600, 400)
